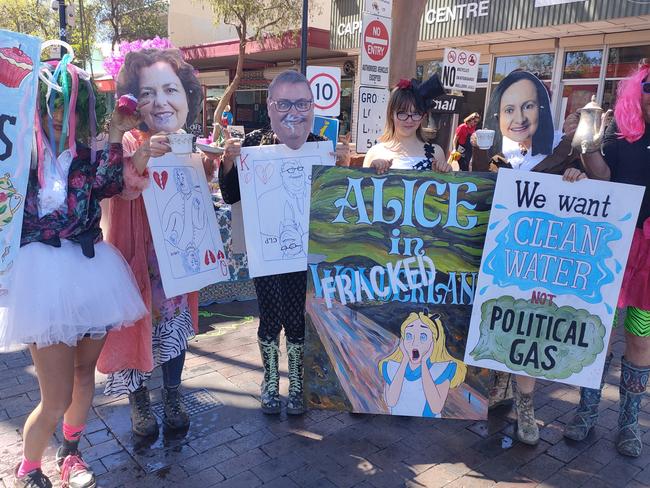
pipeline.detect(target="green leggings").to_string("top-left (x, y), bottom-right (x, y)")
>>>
top-left (615, 307), bottom-right (650, 337)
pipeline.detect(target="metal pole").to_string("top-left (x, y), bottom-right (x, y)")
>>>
top-left (300, 0), bottom-right (308, 74)
top-left (57, 0), bottom-right (68, 58)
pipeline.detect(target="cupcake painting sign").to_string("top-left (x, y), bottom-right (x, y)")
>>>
top-left (0, 30), bottom-right (40, 298)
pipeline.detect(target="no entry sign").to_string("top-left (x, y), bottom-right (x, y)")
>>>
top-left (307, 66), bottom-right (341, 117)
top-left (360, 13), bottom-right (391, 87)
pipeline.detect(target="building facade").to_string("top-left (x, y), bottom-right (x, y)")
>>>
top-left (333, 0), bottom-right (650, 154)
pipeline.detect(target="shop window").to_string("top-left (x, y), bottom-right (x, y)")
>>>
top-left (337, 78), bottom-right (354, 135)
top-left (602, 80), bottom-right (619, 113)
top-left (493, 54), bottom-right (554, 82)
top-left (607, 45), bottom-right (650, 79)
top-left (563, 50), bottom-right (602, 79)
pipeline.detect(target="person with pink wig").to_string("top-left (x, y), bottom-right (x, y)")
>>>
top-left (569, 60), bottom-right (650, 458)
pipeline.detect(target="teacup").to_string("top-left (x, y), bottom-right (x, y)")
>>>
top-left (167, 133), bottom-right (194, 154)
top-left (475, 129), bottom-right (495, 150)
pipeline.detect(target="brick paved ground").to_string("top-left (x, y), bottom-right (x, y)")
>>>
top-left (0, 300), bottom-right (649, 488)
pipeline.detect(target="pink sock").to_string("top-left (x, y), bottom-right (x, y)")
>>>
top-left (17, 457), bottom-right (41, 478)
top-left (62, 422), bottom-right (85, 441)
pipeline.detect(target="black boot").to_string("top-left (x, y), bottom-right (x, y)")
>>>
top-left (564, 353), bottom-right (613, 441)
top-left (258, 337), bottom-right (281, 414)
top-left (162, 385), bottom-right (190, 430)
top-left (617, 357), bottom-right (649, 457)
top-left (286, 340), bottom-right (305, 415)
top-left (128, 385), bottom-right (159, 437)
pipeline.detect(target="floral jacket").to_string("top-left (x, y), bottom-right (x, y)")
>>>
top-left (20, 143), bottom-right (124, 257)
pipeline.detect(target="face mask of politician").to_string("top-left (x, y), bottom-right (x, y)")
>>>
top-left (267, 82), bottom-right (315, 150)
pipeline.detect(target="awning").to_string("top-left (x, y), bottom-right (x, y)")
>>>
top-left (180, 28), bottom-right (347, 71)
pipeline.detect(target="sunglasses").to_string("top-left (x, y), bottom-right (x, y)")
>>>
top-left (643, 82), bottom-right (650, 95)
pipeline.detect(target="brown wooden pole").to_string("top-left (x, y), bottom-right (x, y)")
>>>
top-left (388, 0), bottom-right (427, 87)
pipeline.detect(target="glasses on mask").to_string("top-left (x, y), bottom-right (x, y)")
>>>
top-left (642, 81), bottom-right (650, 94)
top-left (281, 243), bottom-right (300, 251)
top-left (270, 99), bottom-right (313, 112)
top-left (282, 166), bottom-right (304, 174)
top-left (396, 111), bottom-right (424, 121)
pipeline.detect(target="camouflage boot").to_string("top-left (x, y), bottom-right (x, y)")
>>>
top-left (258, 337), bottom-right (281, 414)
top-left (514, 383), bottom-right (539, 445)
top-left (286, 340), bottom-right (305, 415)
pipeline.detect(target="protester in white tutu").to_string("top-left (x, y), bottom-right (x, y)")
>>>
top-left (0, 58), bottom-right (147, 488)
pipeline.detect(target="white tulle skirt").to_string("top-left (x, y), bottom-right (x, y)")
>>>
top-left (0, 239), bottom-right (148, 351)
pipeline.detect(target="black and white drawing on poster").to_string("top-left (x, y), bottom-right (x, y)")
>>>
top-left (143, 152), bottom-right (230, 298)
top-left (237, 141), bottom-right (334, 278)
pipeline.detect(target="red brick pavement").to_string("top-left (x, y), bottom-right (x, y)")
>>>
top-left (0, 302), bottom-right (648, 488)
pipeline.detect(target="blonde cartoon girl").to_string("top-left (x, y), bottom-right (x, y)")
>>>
top-left (378, 312), bottom-right (467, 417)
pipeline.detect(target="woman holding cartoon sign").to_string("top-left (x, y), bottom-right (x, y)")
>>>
top-left (218, 70), bottom-right (350, 415)
top-left (470, 69), bottom-right (587, 446)
top-left (97, 48), bottom-right (211, 439)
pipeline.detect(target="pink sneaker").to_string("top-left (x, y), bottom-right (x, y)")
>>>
top-left (60, 454), bottom-right (96, 488)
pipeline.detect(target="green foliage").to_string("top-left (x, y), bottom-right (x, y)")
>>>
top-left (97, 0), bottom-right (168, 48)
top-left (0, 0), bottom-right (99, 66)
top-left (198, 0), bottom-right (304, 38)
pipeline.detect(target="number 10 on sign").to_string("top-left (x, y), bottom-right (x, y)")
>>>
top-left (307, 66), bottom-right (341, 117)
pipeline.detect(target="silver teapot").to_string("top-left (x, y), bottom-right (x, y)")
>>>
top-left (571, 96), bottom-right (606, 154)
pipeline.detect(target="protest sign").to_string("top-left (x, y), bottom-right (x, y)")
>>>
top-left (464, 169), bottom-right (643, 388)
top-left (305, 166), bottom-right (495, 419)
top-left (0, 30), bottom-right (41, 298)
top-left (142, 152), bottom-right (230, 298)
top-left (312, 116), bottom-right (339, 151)
top-left (236, 141), bottom-right (335, 278)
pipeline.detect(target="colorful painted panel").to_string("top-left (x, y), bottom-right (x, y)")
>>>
top-left (0, 30), bottom-right (41, 297)
top-left (305, 166), bottom-right (495, 420)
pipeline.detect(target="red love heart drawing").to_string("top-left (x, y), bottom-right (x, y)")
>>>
top-left (153, 170), bottom-right (168, 190)
top-left (244, 172), bottom-right (252, 184)
top-left (255, 163), bottom-right (274, 184)
top-left (217, 250), bottom-right (225, 260)
top-left (209, 250), bottom-right (216, 263)
top-left (204, 251), bottom-right (210, 266)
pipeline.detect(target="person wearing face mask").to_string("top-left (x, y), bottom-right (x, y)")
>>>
top-left (574, 61), bottom-right (650, 458)
top-left (1, 59), bottom-right (147, 488)
top-left (218, 70), bottom-right (351, 415)
top-left (96, 48), bottom-right (209, 439)
top-left (470, 70), bottom-right (586, 446)
top-left (363, 77), bottom-right (450, 175)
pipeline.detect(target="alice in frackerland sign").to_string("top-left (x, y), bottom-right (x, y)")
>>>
top-left (464, 169), bottom-right (643, 389)
top-left (305, 166), bottom-right (496, 420)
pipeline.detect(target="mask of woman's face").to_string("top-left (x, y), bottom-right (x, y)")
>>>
top-left (499, 79), bottom-right (540, 147)
top-left (138, 61), bottom-right (189, 133)
top-left (392, 104), bottom-right (422, 139)
top-left (403, 319), bottom-right (433, 363)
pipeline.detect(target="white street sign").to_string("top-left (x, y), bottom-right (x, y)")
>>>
top-left (307, 66), bottom-right (341, 117)
top-left (363, 0), bottom-right (392, 17)
top-left (355, 85), bottom-right (389, 154)
top-left (441, 48), bottom-right (481, 92)
top-left (360, 13), bottom-right (391, 88)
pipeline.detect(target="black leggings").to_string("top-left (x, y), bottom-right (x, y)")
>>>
top-left (254, 271), bottom-right (307, 343)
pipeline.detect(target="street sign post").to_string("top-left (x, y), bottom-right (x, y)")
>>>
top-left (441, 48), bottom-right (481, 92)
top-left (355, 85), bottom-right (389, 153)
top-left (307, 66), bottom-right (341, 117)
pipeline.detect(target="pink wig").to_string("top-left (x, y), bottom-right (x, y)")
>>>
top-left (615, 64), bottom-right (649, 143)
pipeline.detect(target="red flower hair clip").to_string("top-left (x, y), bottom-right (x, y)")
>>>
top-left (396, 79), bottom-right (412, 90)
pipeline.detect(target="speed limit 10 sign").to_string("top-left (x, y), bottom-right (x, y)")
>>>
top-left (307, 66), bottom-right (341, 117)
